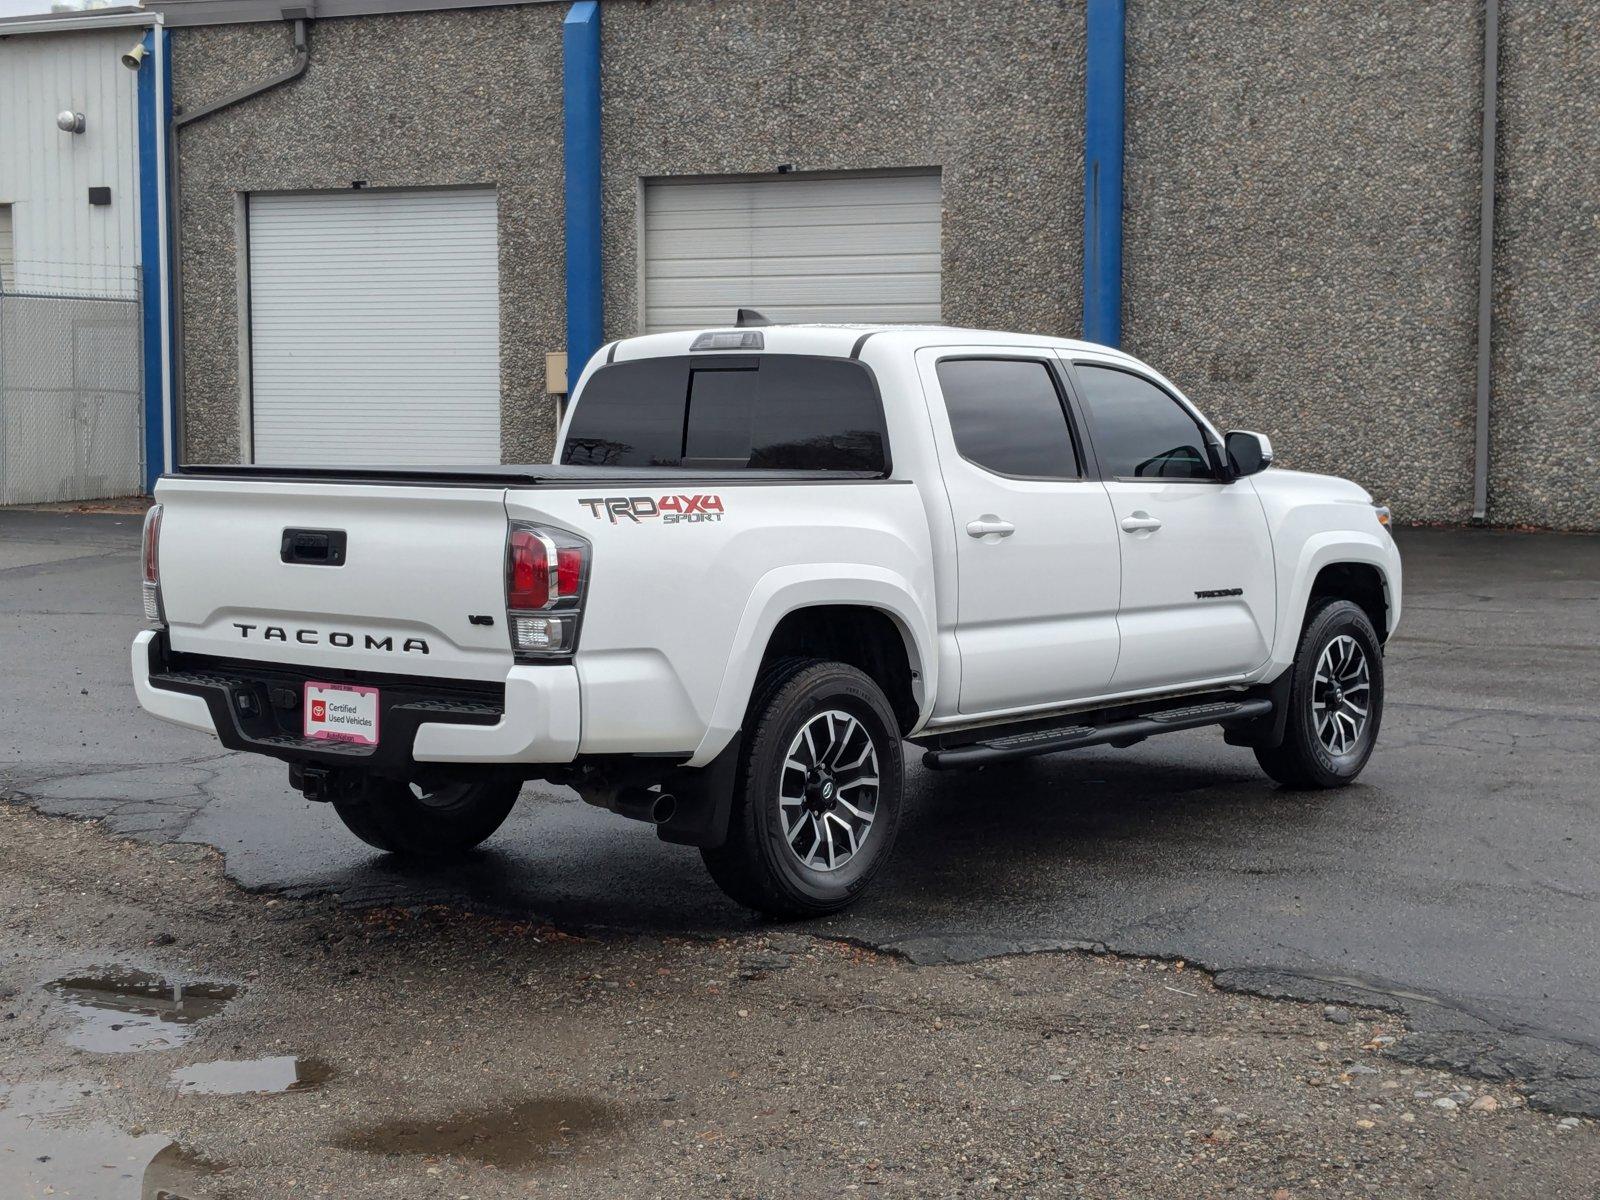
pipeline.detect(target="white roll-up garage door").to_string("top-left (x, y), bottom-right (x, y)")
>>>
top-left (642, 171), bottom-right (941, 332)
top-left (248, 189), bottom-right (501, 465)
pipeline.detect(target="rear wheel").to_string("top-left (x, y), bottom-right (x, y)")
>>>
top-left (702, 659), bottom-right (904, 919)
top-left (331, 773), bottom-right (521, 857)
top-left (1255, 598), bottom-right (1384, 788)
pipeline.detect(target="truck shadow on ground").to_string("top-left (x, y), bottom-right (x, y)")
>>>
top-left (337, 744), bottom-right (1346, 942)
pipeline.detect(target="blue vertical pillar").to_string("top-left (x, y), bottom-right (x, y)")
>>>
top-left (1083, 0), bottom-right (1125, 348)
top-left (135, 27), bottom-right (166, 491)
top-left (563, 1), bottom-right (603, 393)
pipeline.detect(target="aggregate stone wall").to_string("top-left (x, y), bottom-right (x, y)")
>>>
top-left (598, 0), bottom-right (1086, 347)
top-left (1122, 0), bottom-right (1483, 524)
top-left (169, 0), bottom-right (1598, 529)
top-left (1490, 0), bottom-right (1600, 531)
top-left (171, 6), bottom-right (567, 465)
top-left (172, 0), bottom-right (1086, 468)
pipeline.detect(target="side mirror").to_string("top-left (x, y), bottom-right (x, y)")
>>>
top-left (1225, 430), bottom-right (1273, 478)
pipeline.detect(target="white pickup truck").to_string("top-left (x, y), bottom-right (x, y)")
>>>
top-left (133, 323), bottom-right (1401, 916)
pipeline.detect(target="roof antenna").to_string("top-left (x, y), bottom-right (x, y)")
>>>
top-left (735, 308), bottom-right (771, 327)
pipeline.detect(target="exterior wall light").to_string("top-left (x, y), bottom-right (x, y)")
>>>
top-left (56, 110), bottom-right (86, 134)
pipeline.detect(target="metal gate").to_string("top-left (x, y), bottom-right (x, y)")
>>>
top-left (0, 281), bottom-right (144, 505)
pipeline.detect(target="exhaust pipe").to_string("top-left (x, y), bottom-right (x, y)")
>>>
top-left (612, 787), bottom-right (676, 825)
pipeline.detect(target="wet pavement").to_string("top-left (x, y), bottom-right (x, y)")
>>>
top-left (3, 508), bottom-right (1599, 1115)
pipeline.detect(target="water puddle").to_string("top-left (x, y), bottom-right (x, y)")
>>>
top-left (333, 1094), bottom-right (626, 1170)
top-left (45, 968), bottom-right (240, 1054)
top-left (0, 1079), bottom-right (223, 1199)
top-left (171, 1055), bottom-right (333, 1096)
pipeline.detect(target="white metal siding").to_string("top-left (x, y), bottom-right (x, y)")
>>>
top-left (247, 189), bottom-right (502, 466)
top-left (0, 30), bottom-right (143, 294)
top-left (642, 172), bottom-right (942, 332)
top-left (0, 206), bottom-right (13, 291)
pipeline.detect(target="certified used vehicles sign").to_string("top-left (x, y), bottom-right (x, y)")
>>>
top-left (303, 681), bottom-right (380, 746)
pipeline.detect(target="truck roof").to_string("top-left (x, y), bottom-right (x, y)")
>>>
top-left (606, 324), bottom-right (1141, 365)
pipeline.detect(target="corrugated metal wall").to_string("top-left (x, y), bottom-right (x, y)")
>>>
top-left (641, 173), bottom-right (944, 333)
top-left (0, 29), bottom-right (143, 294)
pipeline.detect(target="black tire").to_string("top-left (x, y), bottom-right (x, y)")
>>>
top-left (701, 659), bottom-right (904, 919)
top-left (331, 773), bottom-right (521, 858)
top-left (1255, 598), bottom-right (1384, 789)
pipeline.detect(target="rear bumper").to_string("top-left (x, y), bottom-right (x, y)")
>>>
top-left (132, 630), bottom-right (580, 773)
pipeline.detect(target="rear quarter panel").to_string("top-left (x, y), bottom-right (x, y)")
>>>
top-left (509, 480), bottom-right (937, 764)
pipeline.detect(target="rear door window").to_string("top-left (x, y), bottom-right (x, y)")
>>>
top-left (935, 358), bottom-right (1081, 479)
top-left (562, 354), bottom-right (887, 472)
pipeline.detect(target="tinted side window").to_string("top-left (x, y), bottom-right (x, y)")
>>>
top-left (562, 355), bottom-right (886, 472)
top-left (936, 358), bottom-right (1079, 479)
top-left (1074, 365), bottom-right (1215, 480)
top-left (561, 358), bottom-right (687, 467)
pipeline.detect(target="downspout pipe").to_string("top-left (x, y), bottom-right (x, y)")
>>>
top-left (1083, 0), bottom-right (1125, 348)
top-left (135, 26), bottom-right (165, 492)
top-left (563, 1), bottom-right (603, 394)
top-left (1472, 0), bottom-right (1499, 522)
top-left (173, 16), bottom-right (308, 130)
top-left (167, 15), bottom-right (310, 465)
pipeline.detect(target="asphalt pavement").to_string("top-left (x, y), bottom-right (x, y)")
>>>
top-left (4, 507), bottom-right (1598, 1114)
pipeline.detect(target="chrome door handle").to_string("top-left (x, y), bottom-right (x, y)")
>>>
top-left (1120, 512), bottom-right (1163, 533)
top-left (966, 518), bottom-right (1016, 538)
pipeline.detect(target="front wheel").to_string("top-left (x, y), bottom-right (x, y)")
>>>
top-left (331, 773), bottom-right (521, 857)
top-left (1255, 598), bottom-right (1384, 789)
top-left (702, 659), bottom-right (904, 918)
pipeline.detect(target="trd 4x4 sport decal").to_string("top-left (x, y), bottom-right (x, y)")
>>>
top-left (579, 495), bottom-right (725, 525)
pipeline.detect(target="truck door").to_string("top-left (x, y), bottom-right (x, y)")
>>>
top-left (1064, 357), bottom-right (1277, 691)
top-left (916, 348), bottom-right (1122, 715)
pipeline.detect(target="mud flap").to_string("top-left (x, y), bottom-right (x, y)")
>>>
top-left (656, 736), bottom-right (742, 849)
top-left (1223, 669), bottom-right (1294, 750)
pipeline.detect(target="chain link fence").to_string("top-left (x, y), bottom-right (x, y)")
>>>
top-left (0, 274), bottom-right (145, 506)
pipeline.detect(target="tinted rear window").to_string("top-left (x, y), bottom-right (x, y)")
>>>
top-left (561, 355), bottom-right (887, 472)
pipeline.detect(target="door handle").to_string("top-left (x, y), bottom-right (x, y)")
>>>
top-left (966, 517), bottom-right (1016, 538)
top-left (1120, 512), bottom-right (1163, 533)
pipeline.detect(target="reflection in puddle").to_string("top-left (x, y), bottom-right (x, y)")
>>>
top-left (0, 1079), bottom-right (222, 1200)
top-left (46, 969), bottom-right (240, 1054)
top-left (142, 1142), bottom-right (224, 1199)
top-left (172, 1055), bottom-right (333, 1096)
top-left (334, 1095), bottom-right (626, 1170)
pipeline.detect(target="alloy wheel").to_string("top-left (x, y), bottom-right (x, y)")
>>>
top-left (1312, 634), bottom-right (1371, 755)
top-left (778, 709), bottom-right (880, 873)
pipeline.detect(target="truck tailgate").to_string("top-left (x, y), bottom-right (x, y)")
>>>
top-left (155, 476), bottom-right (513, 682)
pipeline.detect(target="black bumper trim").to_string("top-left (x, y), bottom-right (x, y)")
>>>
top-left (144, 635), bottom-right (504, 775)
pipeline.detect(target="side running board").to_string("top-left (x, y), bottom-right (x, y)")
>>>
top-left (921, 698), bottom-right (1275, 770)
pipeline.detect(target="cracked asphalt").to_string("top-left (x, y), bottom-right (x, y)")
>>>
top-left (4, 508), bottom-right (1600, 1127)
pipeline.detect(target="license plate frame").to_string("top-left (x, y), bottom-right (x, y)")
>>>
top-left (303, 681), bottom-right (380, 746)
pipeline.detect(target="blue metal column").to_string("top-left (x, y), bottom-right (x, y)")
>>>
top-left (1083, 0), bottom-right (1125, 348)
top-left (563, 1), bottom-right (603, 393)
top-left (135, 27), bottom-right (166, 491)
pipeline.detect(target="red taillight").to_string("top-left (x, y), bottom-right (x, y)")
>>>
top-left (507, 527), bottom-right (549, 610)
top-left (142, 503), bottom-right (162, 584)
top-left (505, 522), bottom-right (589, 659)
top-left (556, 546), bottom-right (583, 597)
top-left (141, 504), bottom-right (165, 626)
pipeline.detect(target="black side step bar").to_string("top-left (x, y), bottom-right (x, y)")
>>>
top-left (921, 698), bottom-right (1275, 770)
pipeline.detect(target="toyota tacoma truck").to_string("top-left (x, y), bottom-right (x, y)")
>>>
top-left (132, 323), bottom-right (1401, 917)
